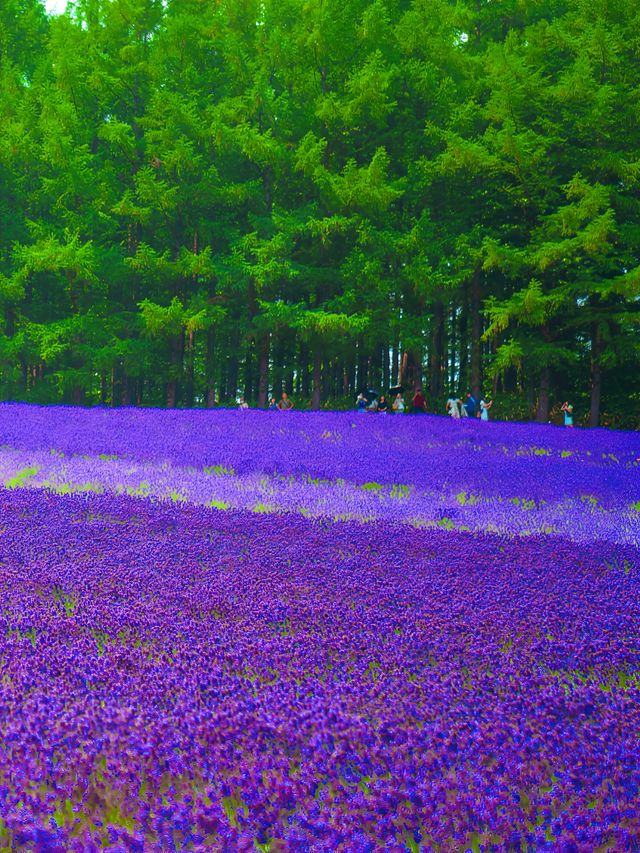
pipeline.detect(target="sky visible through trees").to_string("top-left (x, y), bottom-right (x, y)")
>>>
top-left (1, 0), bottom-right (639, 427)
top-left (43, 0), bottom-right (67, 14)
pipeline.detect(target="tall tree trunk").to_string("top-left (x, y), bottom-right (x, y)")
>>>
top-left (285, 369), bottom-right (294, 395)
top-left (398, 350), bottom-right (407, 387)
top-left (334, 359), bottom-right (341, 398)
top-left (205, 271), bottom-right (218, 405)
top-left (413, 297), bottom-right (425, 391)
top-left (111, 364), bottom-right (117, 407)
top-left (590, 322), bottom-right (602, 428)
top-left (429, 301), bottom-right (444, 397)
top-left (271, 334), bottom-right (283, 395)
top-left (167, 332), bottom-right (183, 408)
top-left (284, 335), bottom-right (294, 395)
top-left (343, 357), bottom-right (351, 397)
top-left (356, 340), bottom-right (367, 391)
top-left (206, 326), bottom-right (217, 406)
top-left (438, 306), bottom-right (447, 394)
top-left (536, 367), bottom-right (550, 423)
top-left (459, 295), bottom-right (469, 389)
top-left (470, 268), bottom-right (482, 399)
top-left (400, 349), bottom-right (422, 392)
top-left (413, 349), bottom-right (423, 392)
top-left (392, 341), bottom-right (399, 386)
top-left (244, 279), bottom-right (259, 400)
top-left (243, 338), bottom-right (255, 399)
top-left (370, 344), bottom-right (382, 390)
top-left (184, 329), bottom-right (195, 407)
top-left (257, 333), bottom-right (269, 407)
top-left (121, 372), bottom-right (131, 406)
top-left (299, 341), bottom-right (310, 397)
top-left (166, 378), bottom-right (177, 408)
top-left (382, 343), bottom-right (390, 390)
top-left (226, 329), bottom-right (239, 401)
top-left (526, 373), bottom-right (536, 415)
top-left (311, 345), bottom-right (322, 410)
top-left (449, 306), bottom-right (457, 389)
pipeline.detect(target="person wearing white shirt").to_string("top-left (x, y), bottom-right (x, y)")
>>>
top-left (446, 396), bottom-right (461, 419)
top-left (480, 398), bottom-right (493, 421)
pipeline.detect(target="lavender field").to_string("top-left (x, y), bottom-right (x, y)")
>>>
top-left (1, 404), bottom-right (639, 851)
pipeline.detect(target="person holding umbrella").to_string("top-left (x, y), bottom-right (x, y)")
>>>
top-left (365, 389), bottom-right (379, 412)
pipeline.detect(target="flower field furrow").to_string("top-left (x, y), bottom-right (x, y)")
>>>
top-left (1, 487), bottom-right (639, 850)
top-left (1, 405), bottom-right (639, 849)
top-left (1, 405), bottom-right (638, 505)
top-left (1, 405), bottom-right (639, 546)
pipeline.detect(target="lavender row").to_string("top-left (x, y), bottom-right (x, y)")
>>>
top-left (1, 404), bottom-right (638, 507)
top-left (0, 445), bottom-right (638, 547)
top-left (1, 489), bottom-right (639, 850)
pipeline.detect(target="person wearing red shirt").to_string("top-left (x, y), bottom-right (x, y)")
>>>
top-left (412, 388), bottom-right (427, 413)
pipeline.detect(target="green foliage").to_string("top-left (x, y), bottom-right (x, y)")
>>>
top-left (0, 0), bottom-right (637, 425)
top-left (4, 466), bottom-right (39, 489)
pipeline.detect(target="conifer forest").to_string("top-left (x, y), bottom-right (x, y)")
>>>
top-left (1, 0), bottom-right (639, 426)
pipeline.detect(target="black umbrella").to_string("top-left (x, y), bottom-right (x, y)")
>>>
top-left (366, 389), bottom-right (379, 400)
top-left (389, 385), bottom-right (404, 396)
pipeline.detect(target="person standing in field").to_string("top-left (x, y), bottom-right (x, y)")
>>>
top-left (392, 393), bottom-right (405, 413)
top-left (479, 397), bottom-right (493, 421)
top-left (277, 392), bottom-right (294, 411)
top-left (377, 394), bottom-right (390, 414)
top-left (238, 396), bottom-right (249, 410)
top-left (356, 392), bottom-right (368, 413)
top-left (268, 397), bottom-right (278, 411)
top-left (412, 388), bottom-right (427, 413)
top-left (446, 395), bottom-right (461, 419)
top-left (464, 392), bottom-right (478, 418)
top-left (561, 401), bottom-right (574, 427)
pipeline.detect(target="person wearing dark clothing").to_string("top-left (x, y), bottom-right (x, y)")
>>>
top-left (377, 395), bottom-right (390, 414)
top-left (464, 393), bottom-right (478, 418)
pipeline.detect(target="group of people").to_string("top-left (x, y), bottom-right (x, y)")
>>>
top-left (446, 392), bottom-right (493, 421)
top-left (355, 392), bottom-right (406, 414)
top-left (239, 389), bottom-right (578, 426)
top-left (239, 392), bottom-right (295, 411)
top-left (355, 388), bottom-right (494, 420)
